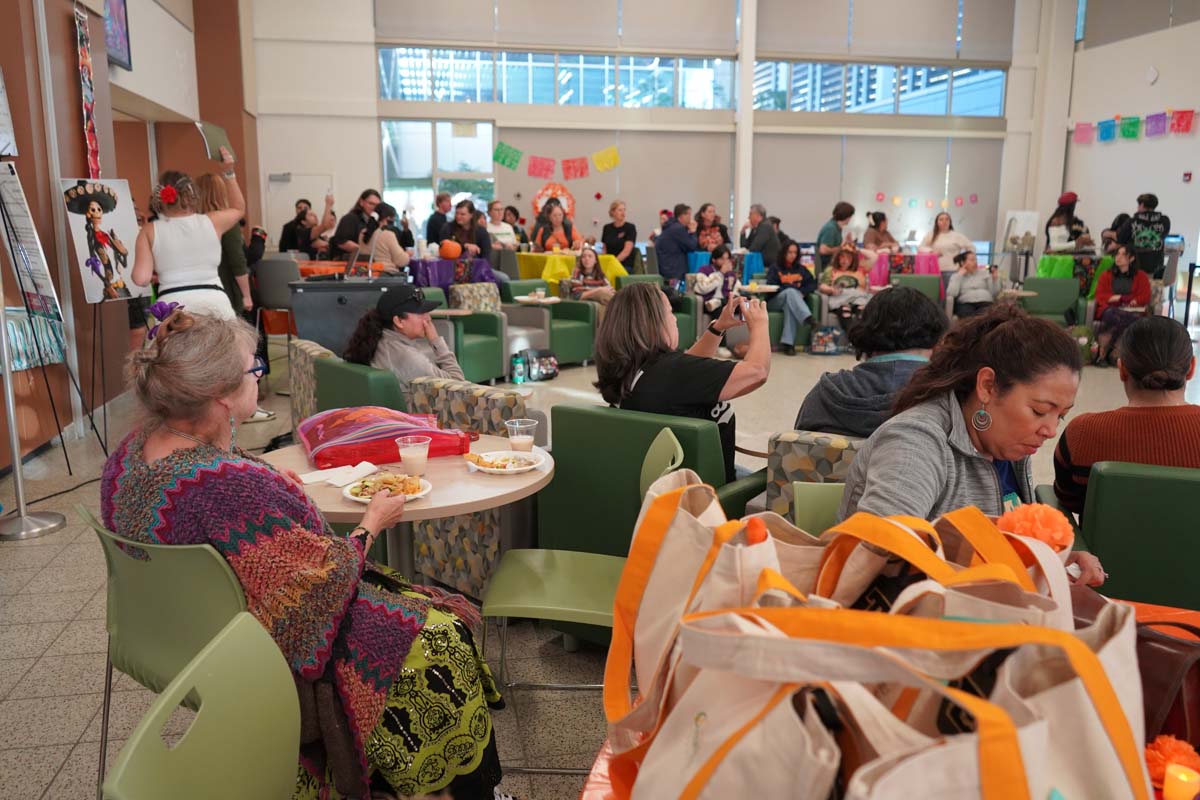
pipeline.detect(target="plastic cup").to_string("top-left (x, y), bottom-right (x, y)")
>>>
top-left (505, 419), bottom-right (538, 452)
top-left (395, 435), bottom-right (431, 476)
top-left (533, 288), bottom-right (545, 299)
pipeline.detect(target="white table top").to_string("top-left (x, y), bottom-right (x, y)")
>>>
top-left (514, 295), bottom-right (562, 304)
top-left (262, 435), bottom-right (554, 524)
top-left (741, 284), bottom-right (779, 293)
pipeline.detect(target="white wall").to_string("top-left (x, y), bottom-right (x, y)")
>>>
top-left (1065, 20), bottom-right (1200, 264)
top-left (252, 0), bottom-right (380, 244)
top-left (108, 0), bottom-right (200, 120)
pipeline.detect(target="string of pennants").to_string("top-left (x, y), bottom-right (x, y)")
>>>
top-left (492, 141), bottom-right (620, 180)
top-left (871, 191), bottom-right (980, 210)
top-left (1072, 108), bottom-right (1194, 144)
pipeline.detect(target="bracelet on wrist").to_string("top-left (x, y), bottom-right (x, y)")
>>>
top-left (350, 525), bottom-right (373, 540)
top-left (223, 170), bottom-right (236, 179)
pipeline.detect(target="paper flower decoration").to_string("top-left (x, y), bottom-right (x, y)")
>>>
top-left (159, 185), bottom-right (178, 204)
top-left (955, 197), bottom-right (964, 207)
top-left (1145, 735), bottom-right (1200, 788)
top-left (513, 192), bottom-right (522, 200)
top-left (594, 192), bottom-right (603, 200)
top-left (892, 196), bottom-right (901, 206)
top-left (875, 192), bottom-right (886, 202)
top-left (518, 217), bottom-right (526, 226)
top-left (996, 503), bottom-right (1074, 552)
top-left (925, 200), bottom-right (934, 209)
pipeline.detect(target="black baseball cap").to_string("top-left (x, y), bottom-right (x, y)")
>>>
top-left (377, 284), bottom-right (440, 318)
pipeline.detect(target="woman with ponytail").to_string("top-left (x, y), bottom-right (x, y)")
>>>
top-left (1054, 315), bottom-right (1200, 514)
top-left (839, 303), bottom-right (1105, 583)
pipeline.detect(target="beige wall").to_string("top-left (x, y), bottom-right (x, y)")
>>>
top-left (108, 0), bottom-right (200, 120)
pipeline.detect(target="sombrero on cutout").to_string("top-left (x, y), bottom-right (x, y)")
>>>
top-left (63, 180), bottom-right (118, 214)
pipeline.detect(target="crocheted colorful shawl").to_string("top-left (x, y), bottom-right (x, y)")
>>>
top-left (101, 432), bottom-right (430, 796)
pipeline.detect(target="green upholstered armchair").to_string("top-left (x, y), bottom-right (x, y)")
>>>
top-left (889, 274), bottom-right (942, 303)
top-left (424, 286), bottom-right (506, 384)
top-left (615, 274), bottom-right (701, 350)
top-left (1020, 277), bottom-right (1084, 325)
top-left (313, 357), bottom-right (407, 412)
top-left (499, 278), bottom-right (596, 366)
top-left (763, 430), bottom-right (863, 521)
top-left (539, 404), bottom-right (766, 559)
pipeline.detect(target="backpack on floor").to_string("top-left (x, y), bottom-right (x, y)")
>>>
top-left (809, 325), bottom-right (846, 355)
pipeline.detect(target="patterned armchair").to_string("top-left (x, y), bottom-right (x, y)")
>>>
top-left (288, 339), bottom-right (336, 431)
top-left (448, 282), bottom-right (502, 312)
top-left (764, 430), bottom-right (864, 518)
top-left (407, 376), bottom-right (547, 597)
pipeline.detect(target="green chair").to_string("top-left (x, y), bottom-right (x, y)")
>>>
top-left (550, 300), bottom-right (597, 366)
top-left (615, 274), bottom-right (663, 290)
top-left (77, 507), bottom-right (248, 795)
top-left (425, 287), bottom-right (506, 384)
top-left (479, 429), bottom-right (687, 775)
top-left (630, 248), bottom-right (646, 275)
top-left (1072, 462), bottom-right (1200, 608)
top-left (496, 248), bottom-right (520, 280)
top-left (890, 274), bottom-right (942, 303)
top-left (615, 274), bottom-right (699, 350)
top-left (791, 481), bottom-right (846, 535)
top-left (313, 357), bottom-right (406, 412)
top-left (646, 244), bottom-right (658, 274)
top-left (102, 613), bottom-right (299, 800)
top-left (1020, 277), bottom-right (1080, 325)
top-left (498, 278), bottom-right (544, 303)
top-left (639, 427), bottom-right (685, 497)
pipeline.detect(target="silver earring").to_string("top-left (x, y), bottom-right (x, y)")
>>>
top-left (971, 406), bottom-right (993, 432)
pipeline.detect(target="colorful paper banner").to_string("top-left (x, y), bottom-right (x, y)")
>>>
top-left (969, 194), bottom-right (978, 205)
top-left (1144, 113), bottom-right (1168, 137)
top-left (1072, 122), bottom-right (1095, 144)
top-left (591, 146), bottom-right (620, 172)
top-left (527, 155), bottom-right (555, 180)
top-left (562, 156), bottom-right (589, 181)
top-left (1170, 109), bottom-right (1194, 134)
top-left (954, 197), bottom-right (964, 207)
top-left (1096, 119), bottom-right (1117, 142)
top-left (492, 141), bottom-right (522, 170)
top-left (874, 192), bottom-right (885, 202)
top-left (1119, 116), bottom-right (1141, 139)
top-left (74, 8), bottom-right (100, 179)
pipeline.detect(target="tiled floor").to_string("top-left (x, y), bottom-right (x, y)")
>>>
top-left (0, 332), bottom-right (1195, 799)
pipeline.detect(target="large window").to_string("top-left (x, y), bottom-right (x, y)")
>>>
top-left (755, 59), bottom-right (1005, 118)
top-left (498, 51), bottom-right (555, 104)
top-left (380, 120), bottom-right (494, 239)
top-left (679, 58), bottom-right (734, 110)
top-left (620, 56), bottom-right (676, 108)
top-left (379, 47), bottom-right (432, 101)
top-left (557, 54), bottom-right (617, 106)
top-left (431, 50), bottom-right (493, 103)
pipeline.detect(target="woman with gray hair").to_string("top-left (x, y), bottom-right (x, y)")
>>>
top-left (101, 307), bottom-right (506, 799)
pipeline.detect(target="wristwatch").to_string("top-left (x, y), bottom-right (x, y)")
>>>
top-left (706, 320), bottom-right (723, 337)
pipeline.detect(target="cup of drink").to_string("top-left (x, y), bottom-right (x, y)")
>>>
top-left (504, 419), bottom-right (538, 452)
top-left (395, 435), bottom-right (431, 476)
top-left (533, 288), bottom-right (545, 299)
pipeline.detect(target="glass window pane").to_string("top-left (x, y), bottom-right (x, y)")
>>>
top-left (790, 63), bottom-right (843, 112)
top-left (431, 49), bottom-right (493, 103)
top-left (382, 181), bottom-right (434, 239)
top-left (435, 121), bottom-right (494, 173)
top-left (950, 68), bottom-right (1005, 117)
top-left (899, 66), bottom-right (950, 115)
top-left (381, 120), bottom-right (433, 180)
top-left (620, 56), bottom-right (675, 108)
top-left (379, 48), bottom-right (431, 101)
top-left (499, 52), bottom-right (555, 104)
top-left (844, 64), bottom-right (896, 114)
top-left (753, 61), bottom-right (789, 110)
top-left (437, 177), bottom-right (494, 207)
top-left (679, 57), bottom-right (734, 110)
top-left (557, 54), bottom-right (616, 106)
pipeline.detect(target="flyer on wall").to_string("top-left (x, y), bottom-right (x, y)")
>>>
top-left (60, 179), bottom-right (146, 303)
top-left (0, 163), bottom-right (64, 322)
top-left (0, 68), bottom-right (16, 158)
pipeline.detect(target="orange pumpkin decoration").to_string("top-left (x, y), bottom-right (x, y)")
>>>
top-left (439, 239), bottom-right (463, 260)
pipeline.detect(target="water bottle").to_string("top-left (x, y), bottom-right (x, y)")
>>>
top-left (511, 354), bottom-right (525, 384)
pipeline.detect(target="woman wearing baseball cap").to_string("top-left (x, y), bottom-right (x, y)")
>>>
top-left (343, 285), bottom-right (464, 401)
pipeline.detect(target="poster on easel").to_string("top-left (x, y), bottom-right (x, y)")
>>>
top-left (0, 164), bottom-right (64, 323)
top-left (0, 68), bottom-right (16, 158)
top-left (60, 179), bottom-right (145, 303)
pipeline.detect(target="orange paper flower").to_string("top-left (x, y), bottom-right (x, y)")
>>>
top-left (1145, 735), bottom-right (1200, 788)
top-left (995, 503), bottom-right (1074, 552)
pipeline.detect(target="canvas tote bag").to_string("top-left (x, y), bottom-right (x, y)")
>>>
top-left (649, 605), bottom-right (1151, 800)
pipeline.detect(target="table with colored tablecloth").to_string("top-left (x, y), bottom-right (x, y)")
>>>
top-left (516, 252), bottom-right (626, 297)
top-left (1036, 253), bottom-right (1113, 299)
top-left (410, 258), bottom-right (497, 294)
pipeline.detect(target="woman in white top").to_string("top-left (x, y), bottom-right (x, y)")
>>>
top-left (362, 202), bottom-right (411, 274)
top-left (919, 211), bottom-right (975, 274)
top-left (132, 147), bottom-right (245, 320)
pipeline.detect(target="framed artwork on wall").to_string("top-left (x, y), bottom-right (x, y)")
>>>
top-left (104, 0), bottom-right (131, 71)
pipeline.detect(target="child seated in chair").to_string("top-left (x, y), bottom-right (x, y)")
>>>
top-left (560, 245), bottom-right (615, 322)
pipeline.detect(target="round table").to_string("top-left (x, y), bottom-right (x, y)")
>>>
top-left (262, 435), bottom-right (554, 577)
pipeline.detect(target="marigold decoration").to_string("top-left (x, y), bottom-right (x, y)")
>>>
top-left (995, 503), bottom-right (1074, 552)
top-left (531, 182), bottom-right (576, 220)
top-left (594, 192), bottom-right (603, 200)
top-left (1145, 735), bottom-right (1200, 788)
top-left (159, 185), bottom-right (178, 204)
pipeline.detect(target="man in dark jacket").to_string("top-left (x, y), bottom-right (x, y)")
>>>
top-left (740, 203), bottom-right (781, 267)
top-left (654, 203), bottom-right (699, 287)
top-left (1117, 193), bottom-right (1171, 278)
top-left (794, 287), bottom-right (948, 437)
top-left (278, 198), bottom-right (310, 251)
top-left (425, 192), bottom-right (452, 246)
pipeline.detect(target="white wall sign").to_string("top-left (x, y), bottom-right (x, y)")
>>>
top-left (0, 68), bottom-right (16, 157)
top-left (0, 164), bottom-right (65, 322)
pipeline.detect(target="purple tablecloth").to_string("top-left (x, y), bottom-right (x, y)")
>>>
top-left (410, 258), bottom-right (497, 294)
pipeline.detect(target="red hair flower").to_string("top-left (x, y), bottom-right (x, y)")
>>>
top-left (159, 185), bottom-right (178, 204)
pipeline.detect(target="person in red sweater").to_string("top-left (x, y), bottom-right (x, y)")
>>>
top-left (1054, 315), bottom-right (1200, 515)
top-left (1092, 244), bottom-right (1151, 365)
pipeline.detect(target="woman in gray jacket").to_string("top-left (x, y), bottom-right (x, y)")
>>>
top-left (945, 250), bottom-right (1001, 317)
top-left (838, 304), bottom-right (1105, 584)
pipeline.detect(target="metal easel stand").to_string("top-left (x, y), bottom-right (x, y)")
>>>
top-left (0, 256), bottom-right (64, 540)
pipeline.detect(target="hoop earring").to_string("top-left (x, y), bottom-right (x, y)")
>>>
top-left (971, 406), bottom-right (993, 432)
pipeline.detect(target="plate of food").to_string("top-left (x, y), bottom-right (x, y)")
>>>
top-left (464, 451), bottom-right (545, 475)
top-left (342, 473), bottom-right (432, 504)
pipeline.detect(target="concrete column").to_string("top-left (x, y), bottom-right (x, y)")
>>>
top-left (733, 0), bottom-right (757, 228)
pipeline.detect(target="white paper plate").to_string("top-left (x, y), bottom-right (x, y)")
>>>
top-left (342, 477), bottom-right (432, 504)
top-left (466, 450), bottom-right (545, 475)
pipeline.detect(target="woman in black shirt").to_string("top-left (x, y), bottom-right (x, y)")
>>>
top-left (601, 200), bottom-right (637, 269)
top-left (594, 282), bottom-right (772, 482)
